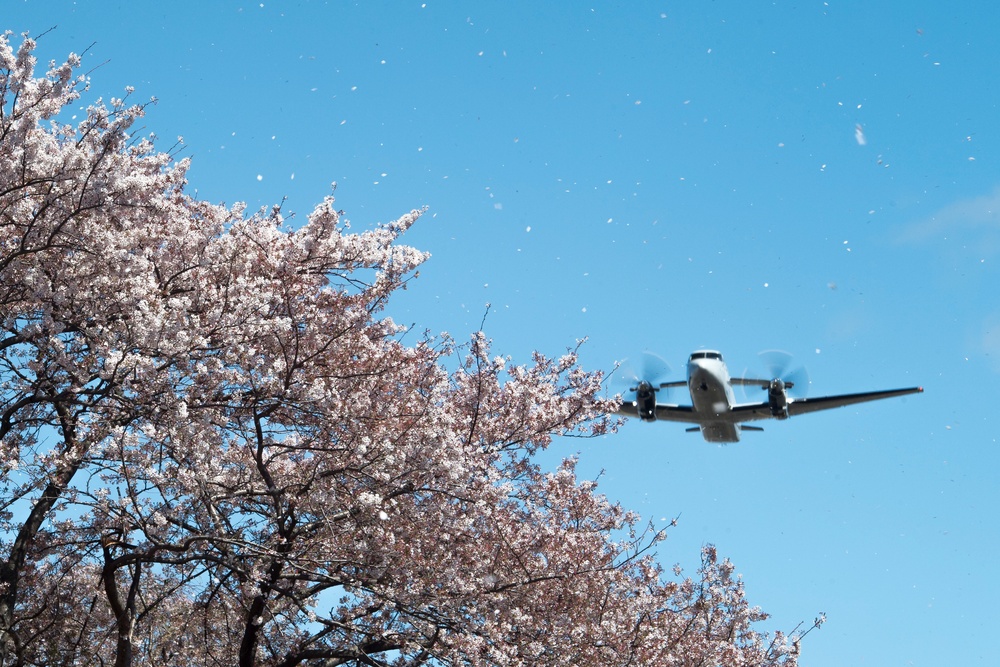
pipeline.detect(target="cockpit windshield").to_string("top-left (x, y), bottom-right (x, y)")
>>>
top-left (689, 351), bottom-right (723, 361)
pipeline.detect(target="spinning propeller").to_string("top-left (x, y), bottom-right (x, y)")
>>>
top-left (740, 350), bottom-right (810, 400)
top-left (612, 352), bottom-right (678, 422)
top-left (758, 350), bottom-right (810, 397)
top-left (735, 350), bottom-right (809, 419)
top-left (613, 352), bottom-right (673, 393)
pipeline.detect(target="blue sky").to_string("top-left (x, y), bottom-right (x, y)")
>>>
top-left (9, 1), bottom-right (999, 664)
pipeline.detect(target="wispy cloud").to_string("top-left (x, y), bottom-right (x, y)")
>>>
top-left (901, 188), bottom-right (1000, 373)
top-left (898, 186), bottom-right (1000, 245)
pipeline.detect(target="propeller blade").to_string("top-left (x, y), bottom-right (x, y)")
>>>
top-left (639, 351), bottom-right (672, 386)
top-left (759, 349), bottom-right (793, 379)
top-left (609, 359), bottom-right (641, 396)
top-left (758, 349), bottom-right (809, 397)
top-left (611, 353), bottom-right (676, 398)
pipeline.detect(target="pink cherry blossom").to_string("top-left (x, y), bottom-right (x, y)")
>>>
top-left (0, 33), bottom-right (819, 666)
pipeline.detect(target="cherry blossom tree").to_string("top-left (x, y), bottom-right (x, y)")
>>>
top-left (0, 32), bottom-right (819, 667)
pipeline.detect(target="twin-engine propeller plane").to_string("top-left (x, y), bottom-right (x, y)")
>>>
top-left (616, 350), bottom-right (923, 443)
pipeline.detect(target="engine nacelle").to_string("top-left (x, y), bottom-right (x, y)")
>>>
top-left (767, 379), bottom-right (789, 419)
top-left (634, 381), bottom-right (658, 421)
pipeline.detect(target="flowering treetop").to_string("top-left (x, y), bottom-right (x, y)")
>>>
top-left (0, 32), bottom-right (817, 667)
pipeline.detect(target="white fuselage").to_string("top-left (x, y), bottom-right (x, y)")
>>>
top-left (686, 351), bottom-right (741, 442)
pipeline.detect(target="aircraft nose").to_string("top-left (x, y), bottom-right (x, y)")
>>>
top-left (687, 363), bottom-right (710, 389)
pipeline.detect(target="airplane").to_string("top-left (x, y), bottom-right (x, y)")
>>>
top-left (616, 350), bottom-right (923, 443)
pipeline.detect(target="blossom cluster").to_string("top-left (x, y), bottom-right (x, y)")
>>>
top-left (0, 33), bottom-right (809, 667)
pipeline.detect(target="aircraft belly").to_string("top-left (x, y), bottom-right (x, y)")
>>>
top-left (701, 422), bottom-right (740, 443)
top-left (688, 364), bottom-right (740, 442)
top-left (689, 377), bottom-right (731, 415)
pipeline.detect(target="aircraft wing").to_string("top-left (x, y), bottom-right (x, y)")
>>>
top-left (730, 376), bottom-right (803, 391)
top-left (725, 386), bottom-right (925, 422)
top-left (652, 404), bottom-right (700, 423)
top-left (616, 402), bottom-right (641, 418)
top-left (786, 386), bottom-right (923, 416)
top-left (617, 401), bottom-right (701, 424)
top-left (729, 377), bottom-right (771, 388)
top-left (619, 386), bottom-right (922, 424)
top-left (729, 402), bottom-right (775, 421)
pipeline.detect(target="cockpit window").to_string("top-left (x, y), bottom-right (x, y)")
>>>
top-left (690, 351), bottom-right (723, 361)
